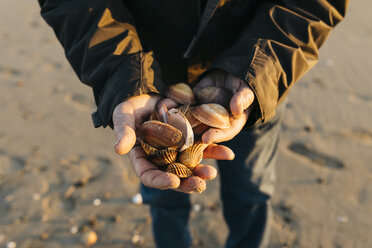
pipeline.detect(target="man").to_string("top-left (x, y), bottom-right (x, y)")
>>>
top-left (38, 0), bottom-right (349, 247)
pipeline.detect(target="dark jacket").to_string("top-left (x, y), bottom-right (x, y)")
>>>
top-left (38, 0), bottom-right (349, 128)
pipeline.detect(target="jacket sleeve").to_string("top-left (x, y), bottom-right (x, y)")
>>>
top-left (210, 0), bottom-right (349, 125)
top-left (38, 0), bottom-right (164, 128)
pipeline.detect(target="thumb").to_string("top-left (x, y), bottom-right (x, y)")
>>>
top-left (113, 104), bottom-right (136, 155)
top-left (230, 86), bottom-right (255, 118)
top-left (114, 124), bottom-right (136, 155)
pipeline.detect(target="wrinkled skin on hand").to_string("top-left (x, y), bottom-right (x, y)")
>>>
top-left (112, 94), bottom-right (235, 194)
top-left (193, 69), bottom-right (256, 144)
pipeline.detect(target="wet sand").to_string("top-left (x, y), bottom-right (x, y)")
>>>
top-left (0, 1), bottom-right (371, 247)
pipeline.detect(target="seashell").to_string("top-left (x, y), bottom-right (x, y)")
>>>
top-left (149, 111), bottom-right (160, 121)
top-left (178, 140), bottom-right (209, 170)
top-left (149, 148), bottom-right (178, 166)
top-left (142, 120), bottom-right (184, 149)
top-left (191, 103), bottom-right (231, 129)
top-left (166, 163), bottom-right (193, 178)
top-left (167, 108), bottom-right (194, 151)
top-left (177, 104), bottom-right (190, 115)
top-left (166, 83), bottom-right (197, 105)
top-left (140, 141), bottom-right (158, 155)
top-left (196, 86), bottom-right (233, 109)
top-left (82, 231), bottom-right (98, 246)
top-left (141, 141), bottom-right (177, 166)
top-left (183, 106), bottom-right (201, 128)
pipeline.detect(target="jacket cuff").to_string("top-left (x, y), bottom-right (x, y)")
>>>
top-left (92, 52), bottom-right (165, 128)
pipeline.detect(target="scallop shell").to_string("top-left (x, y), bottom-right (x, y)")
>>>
top-left (166, 83), bottom-right (197, 105)
top-left (149, 148), bottom-right (178, 166)
top-left (140, 141), bottom-right (158, 155)
top-left (167, 108), bottom-right (194, 151)
top-left (142, 120), bottom-right (184, 149)
top-left (191, 103), bottom-right (231, 129)
top-left (140, 141), bottom-right (177, 166)
top-left (178, 140), bottom-right (209, 170)
top-left (166, 163), bottom-right (193, 178)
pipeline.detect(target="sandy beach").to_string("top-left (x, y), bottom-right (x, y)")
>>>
top-left (0, 1), bottom-right (371, 247)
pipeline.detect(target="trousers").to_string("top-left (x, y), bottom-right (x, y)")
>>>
top-left (140, 103), bottom-right (285, 248)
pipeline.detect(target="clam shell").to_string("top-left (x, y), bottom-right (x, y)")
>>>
top-left (191, 103), bottom-right (231, 129)
top-left (196, 86), bottom-right (233, 109)
top-left (149, 148), bottom-right (178, 166)
top-left (140, 141), bottom-right (158, 155)
top-left (167, 108), bottom-right (194, 151)
top-left (140, 141), bottom-right (177, 166)
top-left (142, 120), bottom-right (184, 149)
top-left (166, 83), bottom-right (197, 105)
top-left (178, 140), bottom-right (209, 170)
top-left (166, 163), bottom-right (193, 178)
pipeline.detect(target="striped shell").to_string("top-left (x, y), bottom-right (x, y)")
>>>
top-left (178, 140), bottom-right (209, 170)
top-left (191, 103), bottom-right (231, 129)
top-left (166, 163), bottom-right (193, 178)
top-left (166, 83), bottom-right (197, 105)
top-left (142, 120), bottom-right (184, 149)
top-left (141, 141), bottom-right (177, 166)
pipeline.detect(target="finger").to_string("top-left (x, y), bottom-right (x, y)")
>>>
top-left (113, 103), bottom-right (136, 155)
top-left (192, 164), bottom-right (217, 180)
top-left (129, 146), bottom-right (180, 189)
top-left (202, 112), bottom-right (248, 144)
top-left (174, 176), bottom-right (206, 194)
top-left (230, 86), bottom-right (255, 118)
top-left (114, 95), bottom-right (161, 155)
top-left (203, 144), bottom-right (235, 160)
top-left (114, 124), bottom-right (136, 155)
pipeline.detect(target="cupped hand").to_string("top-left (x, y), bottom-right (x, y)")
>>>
top-left (113, 94), bottom-right (234, 193)
top-left (193, 70), bottom-right (256, 144)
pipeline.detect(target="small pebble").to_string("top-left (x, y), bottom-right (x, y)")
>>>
top-left (6, 241), bottom-right (16, 248)
top-left (82, 231), bottom-right (98, 246)
top-left (192, 204), bottom-right (201, 212)
top-left (5, 195), bottom-right (14, 202)
top-left (40, 232), bottom-right (49, 240)
top-left (336, 215), bottom-right (349, 223)
top-left (88, 216), bottom-right (98, 227)
top-left (111, 215), bottom-right (122, 223)
top-left (131, 193), bottom-right (143, 205)
top-left (17, 80), bottom-right (26, 87)
top-left (316, 178), bottom-right (326, 185)
top-left (93, 198), bottom-right (101, 206)
top-left (70, 225), bottom-right (79, 234)
top-left (64, 186), bottom-right (76, 199)
top-left (104, 192), bottom-right (112, 200)
top-left (32, 193), bottom-right (41, 201)
top-left (131, 234), bottom-right (145, 246)
top-left (41, 215), bottom-right (49, 223)
top-left (325, 59), bottom-right (334, 67)
top-left (80, 193), bottom-right (87, 200)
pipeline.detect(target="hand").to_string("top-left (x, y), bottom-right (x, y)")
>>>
top-left (193, 70), bottom-right (255, 144)
top-left (113, 94), bottom-right (234, 193)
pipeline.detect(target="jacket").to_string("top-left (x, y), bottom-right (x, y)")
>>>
top-left (38, 0), bottom-right (349, 128)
